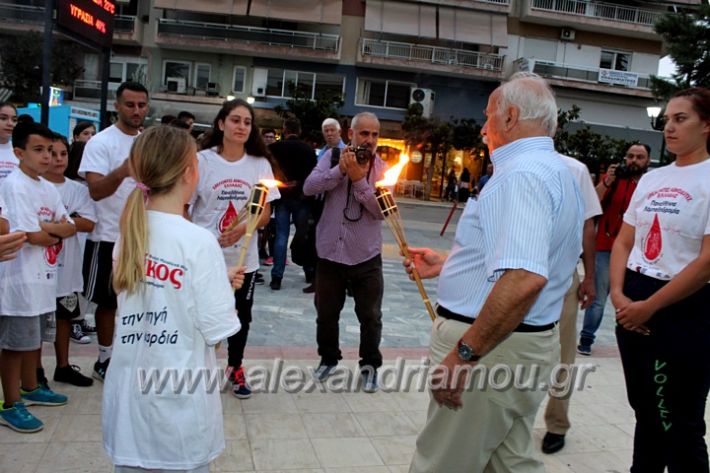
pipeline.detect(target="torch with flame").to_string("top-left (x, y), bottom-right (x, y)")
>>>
top-left (234, 179), bottom-right (280, 269)
top-left (375, 155), bottom-right (436, 321)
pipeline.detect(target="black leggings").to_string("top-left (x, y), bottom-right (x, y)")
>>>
top-left (227, 271), bottom-right (256, 369)
top-left (616, 269), bottom-right (710, 473)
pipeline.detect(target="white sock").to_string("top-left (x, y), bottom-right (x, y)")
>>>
top-left (98, 345), bottom-right (112, 363)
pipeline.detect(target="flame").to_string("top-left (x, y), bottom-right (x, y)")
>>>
top-left (259, 179), bottom-right (283, 188)
top-left (376, 154), bottom-right (410, 187)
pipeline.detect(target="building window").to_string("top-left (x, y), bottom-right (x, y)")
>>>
top-left (194, 63), bottom-right (211, 90)
top-left (108, 58), bottom-right (147, 85)
top-left (163, 60), bottom-right (191, 85)
top-left (600, 50), bottom-right (630, 71)
top-left (356, 79), bottom-right (414, 109)
top-left (314, 73), bottom-right (345, 100)
top-left (266, 69), bottom-right (344, 100)
top-left (233, 66), bottom-right (246, 93)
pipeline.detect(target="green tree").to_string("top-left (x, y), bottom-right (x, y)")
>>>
top-left (0, 31), bottom-right (85, 104)
top-left (554, 106), bottom-right (635, 176)
top-left (404, 106), bottom-right (478, 199)
top-left (273, 82), bottom-right (343, 145)
top-left (650, 4), bottom-right (710, 100)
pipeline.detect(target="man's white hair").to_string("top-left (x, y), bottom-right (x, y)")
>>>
top-left (498, 72), bottom-right (558, 136)
top-left (351, 112), bottom-right (379, 130)
top-left (321, 117), bottom-right (341, 130)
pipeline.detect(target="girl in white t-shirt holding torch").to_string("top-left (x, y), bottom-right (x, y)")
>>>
top-left (105, 126), bottom-right (244, 472)
top-left (190, 99), bottom-right (279, 400)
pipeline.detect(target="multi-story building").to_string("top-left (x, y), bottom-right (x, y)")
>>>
top-left (0, 0), bottom-right (701, 180)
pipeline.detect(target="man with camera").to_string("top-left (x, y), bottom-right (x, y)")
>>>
top-left (577, 143), bottom-right (650, 355)
top-left (303, 112), bottom-right (386, 393)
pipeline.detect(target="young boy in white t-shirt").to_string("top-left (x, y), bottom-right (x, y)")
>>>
top-left (0, 102), bottom-right (18, 185)
top-left (36, 134), bottom-right (96, 388)
top-left (0, 122), bottom-right (76, 433)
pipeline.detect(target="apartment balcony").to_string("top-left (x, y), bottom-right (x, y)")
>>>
top-left (522, 0), bottom-right (666, 39)
top-left (72, 80), bottom-right (119, 101)
top-left (156, 18), bottom-right (341, 62)
top-left (408, 0), bottom-right (511, 14)
top-left (358, 38), bottom-right (504, 80)
top-left (515, 58), bottom-right (654, 97)
top-left (113, 15), bottom-right (143, 45)
top-left (0, 2), bottom-right (43, 31)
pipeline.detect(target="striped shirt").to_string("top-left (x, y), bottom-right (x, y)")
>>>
top-left (436, 137), bottom-right (583, 326)
top-left (303, 148), bottom-right (386, 265)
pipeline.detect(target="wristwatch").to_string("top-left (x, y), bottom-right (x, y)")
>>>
top-left (457, 339), bottom-right (480, 362)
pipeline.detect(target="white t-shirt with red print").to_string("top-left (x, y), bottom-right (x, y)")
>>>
top-left (52, 179), bottom-right (97, 297)
top-left (190, 147), bottom-right (280, 272)
top-left (0, 141), bottom-right (18, 186)
top-left (0, 170), bottom-right (70, 316)
top-left (104, 211), bottom-right (240, 470)
top-left (624, 159), bottom-right (710, 281)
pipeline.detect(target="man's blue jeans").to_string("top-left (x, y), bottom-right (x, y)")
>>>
top-left (580, 250), bottom-right (611, 347)
top-left (271, 199), bottom-right (311, 280)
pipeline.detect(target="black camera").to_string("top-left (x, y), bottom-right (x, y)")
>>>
top-left (614, 162), bottom-right (634, 179)
top-left (348, 144), bottom-right (374, 165)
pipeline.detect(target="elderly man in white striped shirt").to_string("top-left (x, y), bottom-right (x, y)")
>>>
top-left (404, 73), bottom-right (584, 473)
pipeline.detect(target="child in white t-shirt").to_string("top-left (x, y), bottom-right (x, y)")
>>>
top-left (190, 99), bottom-right (280, 400)
top-left (0, 102), bottom-right (18, 185)
top-left (36, 134), bottom-right (96, 388)
top-left (105, 125), bottom-right (243, 472)
top-left (0, 122), bottom-right (76, 434)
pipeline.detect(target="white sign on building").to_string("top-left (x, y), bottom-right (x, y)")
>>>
top-left (598, 69), bottom-right (639, 87)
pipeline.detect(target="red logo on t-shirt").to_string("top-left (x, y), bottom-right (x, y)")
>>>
top-left (45, 241), bottom-right (63, 267)
top-left (643, 213), bottom-right (662, 262)
top-left (218, 200), bottom-right (238, 233)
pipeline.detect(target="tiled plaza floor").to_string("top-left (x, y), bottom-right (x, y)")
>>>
top-left (1, 200), bottom-right (705, 471)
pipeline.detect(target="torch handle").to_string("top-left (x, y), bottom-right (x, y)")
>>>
top-left (400, 245), bottom-right (436, 322)
top-left (235, 229), bottom-right (253, 269)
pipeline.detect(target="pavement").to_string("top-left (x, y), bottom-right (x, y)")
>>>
top-left (1, 197), bottom-right (705, 472)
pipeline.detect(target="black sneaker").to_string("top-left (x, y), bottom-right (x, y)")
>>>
top-left (254, 272), bottom-right (265, 285)
top-left (93, 358), bottom-right (110, 382)
top-left (78, 319), bottom-right (97, 334)
top-left (270, 277), bottom-right (282, 290)
top-left (54, 365), bottom-right (93, 387)
top-left (70, 323), bottom-right (91, 344)
top-left (36, 368), bottom-right (50, 390)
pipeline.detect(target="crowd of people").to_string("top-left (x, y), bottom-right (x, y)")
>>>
top-left (0, 75), bottom-right (707, 473)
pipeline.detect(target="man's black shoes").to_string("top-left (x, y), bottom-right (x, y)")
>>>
top-left (541, 432), bottom-right (565, 454)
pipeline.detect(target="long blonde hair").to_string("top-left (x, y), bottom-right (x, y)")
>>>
top-left (113, 126), bottom-right (195, 294)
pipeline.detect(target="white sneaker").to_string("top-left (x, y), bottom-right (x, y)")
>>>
top-left (70, 323), bottom-right (91, 344)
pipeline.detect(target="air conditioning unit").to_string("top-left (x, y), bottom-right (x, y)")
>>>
top-left (206, 82), bottom-right (219, 96)
top-left (409, 87), bottom-right (435, 118)
top-left (252, 68), bottom-right (268, 97)
top-left (166, 77), bottom-right (186, 94)
top-left (560, 28), bottom-right (576, 41)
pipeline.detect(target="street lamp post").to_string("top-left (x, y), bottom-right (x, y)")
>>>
top-left (647, 106), bottom-right (666, 164)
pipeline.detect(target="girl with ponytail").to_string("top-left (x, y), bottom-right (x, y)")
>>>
top-left (105, 125), bottom-right (244, 472)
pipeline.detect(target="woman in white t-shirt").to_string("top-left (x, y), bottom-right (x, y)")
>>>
top-left (105, 126), bottom-right (243, 473)
top-left (0, 102), bottom-right (18, 185)
top-left (190, 99), bottom-right (280, 400)
top-left (610, 87), bottom-right (710, 472)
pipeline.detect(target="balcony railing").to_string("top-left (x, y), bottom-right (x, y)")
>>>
top-left (361, 38), bottom-right (504, 72)
top-left (73, 80), bottom-right (119, 100)
top-left (0, 2), bottom-right (43, 24)
top-left (530, 0), bottom-right (664, 26)
top-left (527, 60), bottom-right (651, 89)
top-left (115, 15), bottom-right (136, 33)
top-left (157, 18), bottom-right (340, 52)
